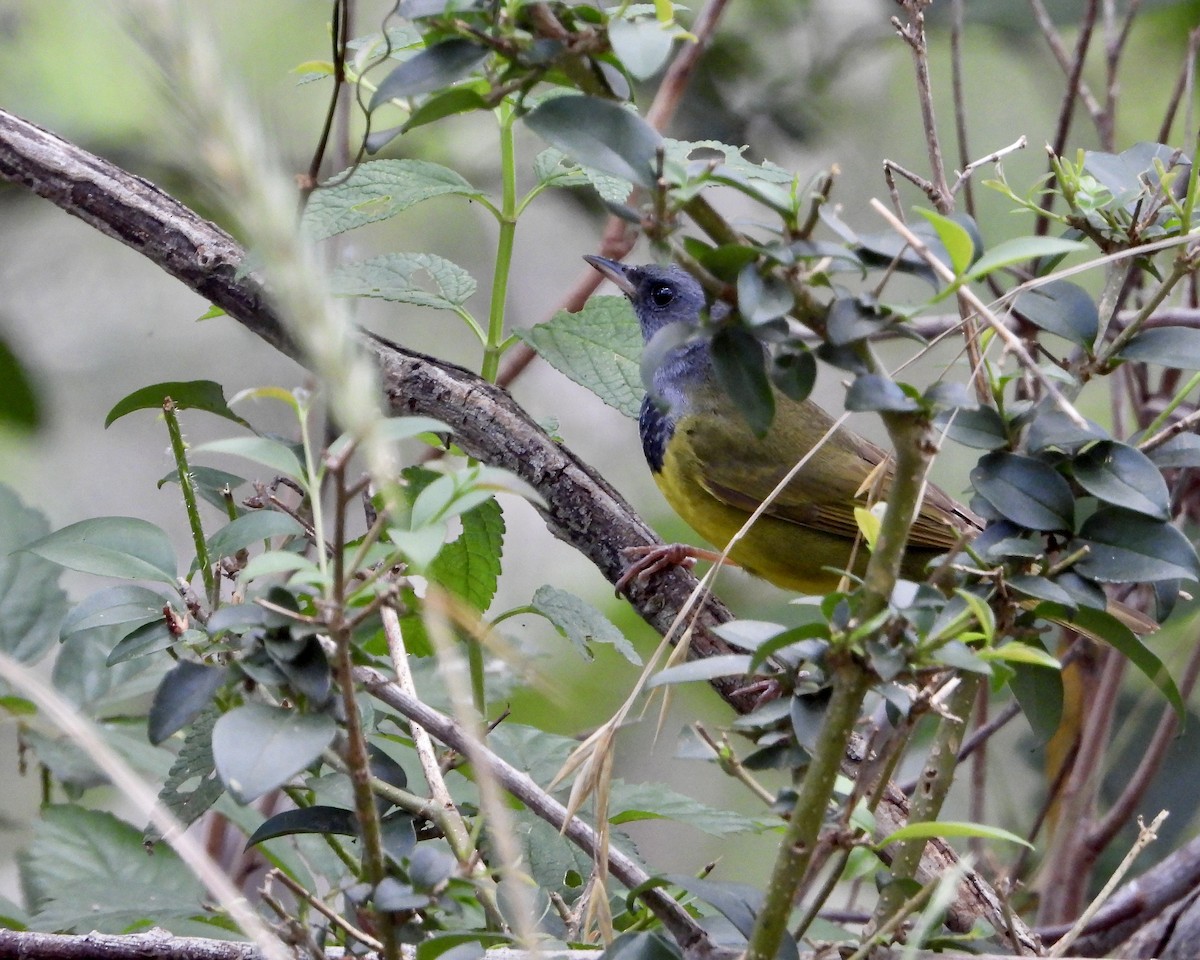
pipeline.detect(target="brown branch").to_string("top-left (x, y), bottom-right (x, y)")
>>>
top-left (0, 930), bottom-right (264, 960)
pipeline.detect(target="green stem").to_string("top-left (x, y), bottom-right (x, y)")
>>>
top-left (1140, 369), bottom-right (1200, 440)
top-left (164, 399), bottom-right (216, 608)
top-left (744, 659), bottom-right (871, 960)
top-left (872, 673), bottom-right (981, 927)
top-left (481, 100), bottom-right (519, 383)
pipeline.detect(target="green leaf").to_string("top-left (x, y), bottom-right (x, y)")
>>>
top-left (1118, 326), bottom-right (1200, 370)
top-left (662, 875), bottom-right (764, 941)
top-left (303, 160), bottom-right (481, 242)
top-left (240, 550), bottom-right (318, 581)
top-left (1007, 574), bottom-right (1076, 610)
top-left (330, 252), bottom-right (476, 311)
top-left (107, 621), bottom-right (195, 666)
top-left (978, 642), bottom-right (1061, 670)
top-left (608, 16), bottom-right (674, 79)
top-left (1009, 659), bottom-right (1063, 744)
top-left (0, 485), bottom-right (67, 663)
top-left (845, 374), bottom-right (920, 413)
top-left (1071, 507), bottom-right (1200, 583)
top-left (148, 662), bottom-right (230, 745)
top-left (607, 781), bottom-right (769, 836)
top-left (1012, 280), bottom-right (1098, 349)
top-left (737, 265), bottom-right (794, 325)
top-left (524, 95), bottom-right (663, 190)
top-left (369, 38), bottom-right (489, 107)
top-left (964, 236), bottom-right (1086, 281)
top-left (1072, 441), bottom-right (1170, 520)
top-left (211, 703), bottom-right (337, 803)
top-left (601, 933), bottom-right (683, 960)
top-left (426, 496), bottom-right (504, 612)
top-left (205, 511), bottom-right (304, 561)
top-left (1038, 602), bottom-right (1184, 716)
top-left (158, 466), bottom-right (246, 512)
top-left (244, 806), bottom-right (357, 849)
top-left (517, 297), bottom-right (643, 418)
top-left (155, 707), bottom-right (225, 833)
top-left (23, 806), bottom-right (206, 933)
top-left (401, 85), bottom-right (489, 133)
top-left (934, 406), bottom-right (1008, 450)
top-left (105, 380), bottom-right (249, 428)
top-left (913, 208), bottom-right (980, 275)
top-left (770, 348), bottom-right (817, 403)
top-left (1147, 432), bottom-right (1200, 468)
top-left (876, 820), bottom-right (1032, 849)
top-left (648, 654), bottom-right (754, 687)
top-left (0, 335), bottom-right (40, 430)
top-left (970, 452), bottom-right (1074, 531)
top-left (712, 325), bottom-right (774, 435)
top-left (25, 516), bottom-right (177, 585)
top-left (826, 298), bottom-right (890, 347)
top-left (194, 436), bottom-right (303, 479)
top-left (529, 584), bottom-right (641, 665)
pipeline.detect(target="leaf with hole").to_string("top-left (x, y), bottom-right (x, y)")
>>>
top-left (529, 584), bottom-right (640, 664)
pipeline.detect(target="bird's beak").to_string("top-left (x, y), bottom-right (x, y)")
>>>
top-left (583, 254), bottom-right (637, 298)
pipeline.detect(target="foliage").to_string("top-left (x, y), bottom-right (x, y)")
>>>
top-left (3, 1), bottom-right (1200, 960)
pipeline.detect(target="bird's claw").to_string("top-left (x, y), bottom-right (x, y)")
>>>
top-left (614, 544), bottom-right (698, 595)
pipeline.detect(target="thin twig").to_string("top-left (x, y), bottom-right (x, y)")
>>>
top-left (267, 869), bottom-right (385, 953)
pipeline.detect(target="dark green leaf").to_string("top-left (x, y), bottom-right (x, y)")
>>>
top-left (600, 933), bottom-right (682, 960)
top-left (303, 160), bottom-right (481, 242)
top-left (409, 843), bottom-right (458, 891)
top-left (265, 634), bottom-right (332, 705)
top-left (934, 406), bottom-right (1008, 450)
top-left (369, 39), bottom-right (489, 107)
top-left (712, 326), bottom-right (774, 435)
top-left (1026, 407), bottom-right (1108, 452)
top-left (1008, 575), bottom-right (1076, 610)
top-left (524, 95), bottom-right (663, 189)
top-left (382, 812), bottom-right (418, 862)
top-left (24, 807), bottom-right (206, 933)
top-left (0, 485), bottom-right (67, 663)
top-left (245, 806), bottom-right (357, 849)
top-left (770, 348), bottom-right (816, 402)
top-left (1147, 432), bottom-right (1200, 468)
top-left (1013, 280), bottom-right (1099, 348)
top-left (0, 335), bottom-right (40, 430)
top-left (148, 662), bottom-right (229, 745)
top-left (517, 297), bottom-right (643, 418)
top-left (107, 621), bottom-right (196, 666)
top-left (662, 875), bottom-right (766, 943)
top-left (1071, 507), bottom-right (1200, 583)
top-left (205, 511), bottom-right (304, 560)
top-left (1118, 326), bottom-right (1200, 370)
top-left (826, 297), bottom-right (888, 346)
top-left (416, 934), bottom-right (511, 960)
top-left (402, 85), bottom-right (489, 132)
top-left (105, 381), bottom-right (249, 428)
top-left (373, 879), bottom-right (430, 911)
top-left (1009, 658), bottom-right (1063, 743)
top-left (154, 708), bottom-right (225, 833)
top-left (158, 466), bottom-right (246, 512)
top-left (1072, 441), bottom-right (1169, 520)
top-left (25, 517), bottom-right (177, 584)
top-left (845, 374), bottom-right (919, 413)
top-left (530, 584), bottom-right (640, 664)
top-left (790, 689), bottom-right (831, 752)
top-left (970, 452), bottom-right (1074, 530)
top-left (737, 266), bottom-right (794, 325)
top-left (211, 703), bottom-right (337, 803)
top-left (1038, 603), bottom-right (1183, 717)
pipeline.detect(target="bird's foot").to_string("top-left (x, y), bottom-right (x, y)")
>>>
top-left (615, 544), bottom-right (727, 595)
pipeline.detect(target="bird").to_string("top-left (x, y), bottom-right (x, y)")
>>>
top-left (584, 254), bottom-right (979, 595)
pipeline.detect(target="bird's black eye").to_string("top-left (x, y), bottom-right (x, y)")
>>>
top-left (650, 284), bottom-right (675, 308)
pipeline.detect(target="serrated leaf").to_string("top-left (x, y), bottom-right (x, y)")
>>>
top-left (194, 436), bottom-right (303, 479)
top-left (517, 297), bottom-right (643, 418)
top-left (331, 252), bottom-right (476, 311)
top-left (964, 236), bottom-right (1086, 281)
top-left (529, 584), bottom-right (640, 665)
top-left (845, 374), bottom-right (919, 413)
top-left (148, 662), bottom-right (229, 745)
top-left (426, 496), bottom-right (504, 611)
top-left (648, 654), bottom-right (754, 687)
top-left (1118, 325), bottom-right (1200, 370)
top-left (24, 806), bottom-right (206, 933)
top-left (712, 325), bottom-right (774, 435)
top-left (24, 517), bottom-right (177, 585)
top-left (1037, 602), bottom-right (1183, 716)
top-left (876, 820), bottom-right (1032, 848)
top-left (1013, 280), bottom-right (1098, 349)
top-left (212, 703), bottom-right (337, 803)
top-left (205, 511), bottom-right (304, 561)
top-left (154, 707), bottom-right (225, 834)
top-left (369, 38), bottom-right (489, 107)
top-left (0, 485), bottom-right (67, 663)
top-left (105, 380), bottom-right (249, 428)
top-left (245, 806), bottom-right (358, 849)
top-left (1072, 441), bottom-right (1169, 520)
top-left (524, 95), bottom-right (663, 189)
top-left (970, 451), bottom-right (1074, 530)
top-left (1071, 507), bottom-right (1200, 583)
top-left (303, 160), bottom-right (481, 242)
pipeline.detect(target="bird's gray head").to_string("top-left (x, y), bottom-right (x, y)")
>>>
top-left (583, 256), bottom-right (708, 342)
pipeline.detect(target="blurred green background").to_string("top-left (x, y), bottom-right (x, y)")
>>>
top-left (2, 0), bottom-right (1199, 912)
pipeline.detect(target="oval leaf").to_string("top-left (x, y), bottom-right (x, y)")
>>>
top-left (105, 380), bottom-right (249, 428)
top-left (524, 95), bottom-right (663, 189)
top-left (195, 437), bottom-right (303, 479)
top-left (1072, 441), bottom-right (1170, 520)
top-left (712, 326), bottom-right (774, 436)
top-left (205, 511), bottom-right (305, 560)
top-left (970, 452), bottom-right (1074, 531)
top-left (25, 517), bottom-right (177, 584)
top-left (369, 39), bottom-right (489, 107)
top-left (877, 820), bottom-right (1032, 849)
top-left (1012, 280), bottom-right (1099, 349)
top-left (1071, 507), bottom-right (1200, 583)
top-left (934, 406), bottom-right (1008, 450)
top-left (1118, 325), bottom-right (1200, 370)
top-left (149, 662), bottom-right (230, 745)
top-left (845, 374), bottom-right (920, 413)
top-left (965, 236), bottom-right (1086, 281)
top-left (608, 17), bottom-right (674, 80)
top-left (647, 654), bottom-right (754, 687)
top-left (212, 703), bottom-right (337, 803)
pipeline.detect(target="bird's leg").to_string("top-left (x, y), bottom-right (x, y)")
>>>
top-left (614, 543), bottom-right (733, 595)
